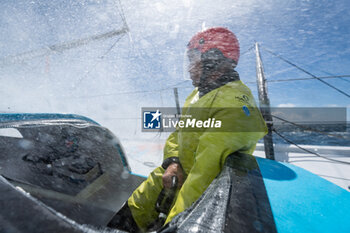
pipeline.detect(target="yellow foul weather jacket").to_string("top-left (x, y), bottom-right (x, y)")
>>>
top-left (127, 80), bottom-right (267, 231)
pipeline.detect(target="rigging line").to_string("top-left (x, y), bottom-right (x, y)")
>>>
top-left (267, 75), bottom-right (350, 83)
top-left (297, 60), bottom-right (350, 84)
top-left (115, 0), bottom-right (125, 24)
top-left (340, 77), bottom-right (350, 84)
top-left (99, 33), bottom-right (125, 59)
top-left (268, 75), bottom-right (350, 83)
top-left (159, 80), bottom-right (191, 91)
top-left (273, 129), bottom-right (350, 165)
top-left (117, 0), bottom-right (127, 24)
top-left (244, 75), bottom-right (350, 84)
top-left (116, 0), bottom-right (128, 29)
top-left (67, 80), bottom-right (192, 98)
top-left (70, 89), bottom-right (155, 98)
top-left (0, 29), bottom-right (128, 67)
top-left (240, 45), bottom-right (255, 57)
top-left (270, 114), bottom-right (348, 140)
top-left (301, 62), bottom-right (350, 85)
top-left (72, 33), bottom-right (125, 89)
top-left (116, 0), bottom-right (139, 61)
top-left (262, 47), bottom-right (350, 98)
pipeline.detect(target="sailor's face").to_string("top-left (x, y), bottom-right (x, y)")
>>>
top-left (187, 49), bottom-right (202, 87)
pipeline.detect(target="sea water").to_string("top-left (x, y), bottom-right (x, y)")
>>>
top-left (259, 124), bottom-right (350, 146)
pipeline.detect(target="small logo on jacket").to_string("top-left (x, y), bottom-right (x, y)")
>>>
top-left (242, 105), bottom-right (250, 116)
top-left (143, 110), bottom-right (162, 129)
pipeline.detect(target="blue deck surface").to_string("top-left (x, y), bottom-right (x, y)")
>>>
top-left (256, 157), bottom-right (350, 233)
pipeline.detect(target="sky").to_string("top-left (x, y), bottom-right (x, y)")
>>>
top-left (0, 0), bottom-right (349, 142)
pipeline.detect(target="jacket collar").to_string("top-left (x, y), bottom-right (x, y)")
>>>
top-left (198, 69), bottom-right (240, 97)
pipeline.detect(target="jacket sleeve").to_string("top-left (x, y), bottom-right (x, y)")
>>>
top-left (165, 107), bottom-right (267, 224)
top-left (163, 131), bottom-right (179, 160)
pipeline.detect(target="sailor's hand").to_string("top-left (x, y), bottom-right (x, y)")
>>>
top-left (162, 163), bottom-right (184, 189)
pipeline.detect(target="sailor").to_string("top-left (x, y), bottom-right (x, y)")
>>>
top-left (108, 27), bottom-right (267, 232)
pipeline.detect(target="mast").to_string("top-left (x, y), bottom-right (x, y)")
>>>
top-left (255, 42), bottom-right (275, 160)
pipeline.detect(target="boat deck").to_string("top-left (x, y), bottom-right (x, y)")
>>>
top-left (254, 143), bottom-right (350, 191)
